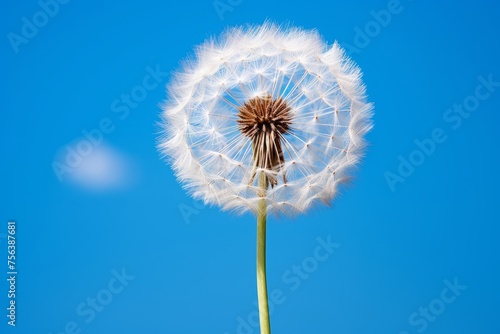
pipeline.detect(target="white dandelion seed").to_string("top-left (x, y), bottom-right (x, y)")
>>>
top-left (157, 23), bottom-right (373, 334)
top-left (159, 23), bottom-right (372, 216)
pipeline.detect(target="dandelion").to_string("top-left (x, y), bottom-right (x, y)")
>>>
top-left (158, 23), bottom-right (373, 333)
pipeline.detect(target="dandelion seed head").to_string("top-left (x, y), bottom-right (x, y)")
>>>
top-left (158, 23), bottom-right (373, 216)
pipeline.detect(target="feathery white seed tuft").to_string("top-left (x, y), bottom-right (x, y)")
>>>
top-left (158, 23), bottom-right (373, 216)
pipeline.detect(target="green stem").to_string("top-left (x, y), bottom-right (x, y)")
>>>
top-left (257, 173), bottom-right (271, 334)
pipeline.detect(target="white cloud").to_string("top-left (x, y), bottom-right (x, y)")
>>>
top-left (55, 141), bottom-right (135, 191)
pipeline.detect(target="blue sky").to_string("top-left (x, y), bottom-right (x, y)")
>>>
top-left (1, 0), bottom-right (500, 333)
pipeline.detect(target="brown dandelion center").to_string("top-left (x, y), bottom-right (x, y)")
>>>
top-left (237, 94), bottom-right (292, 187)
